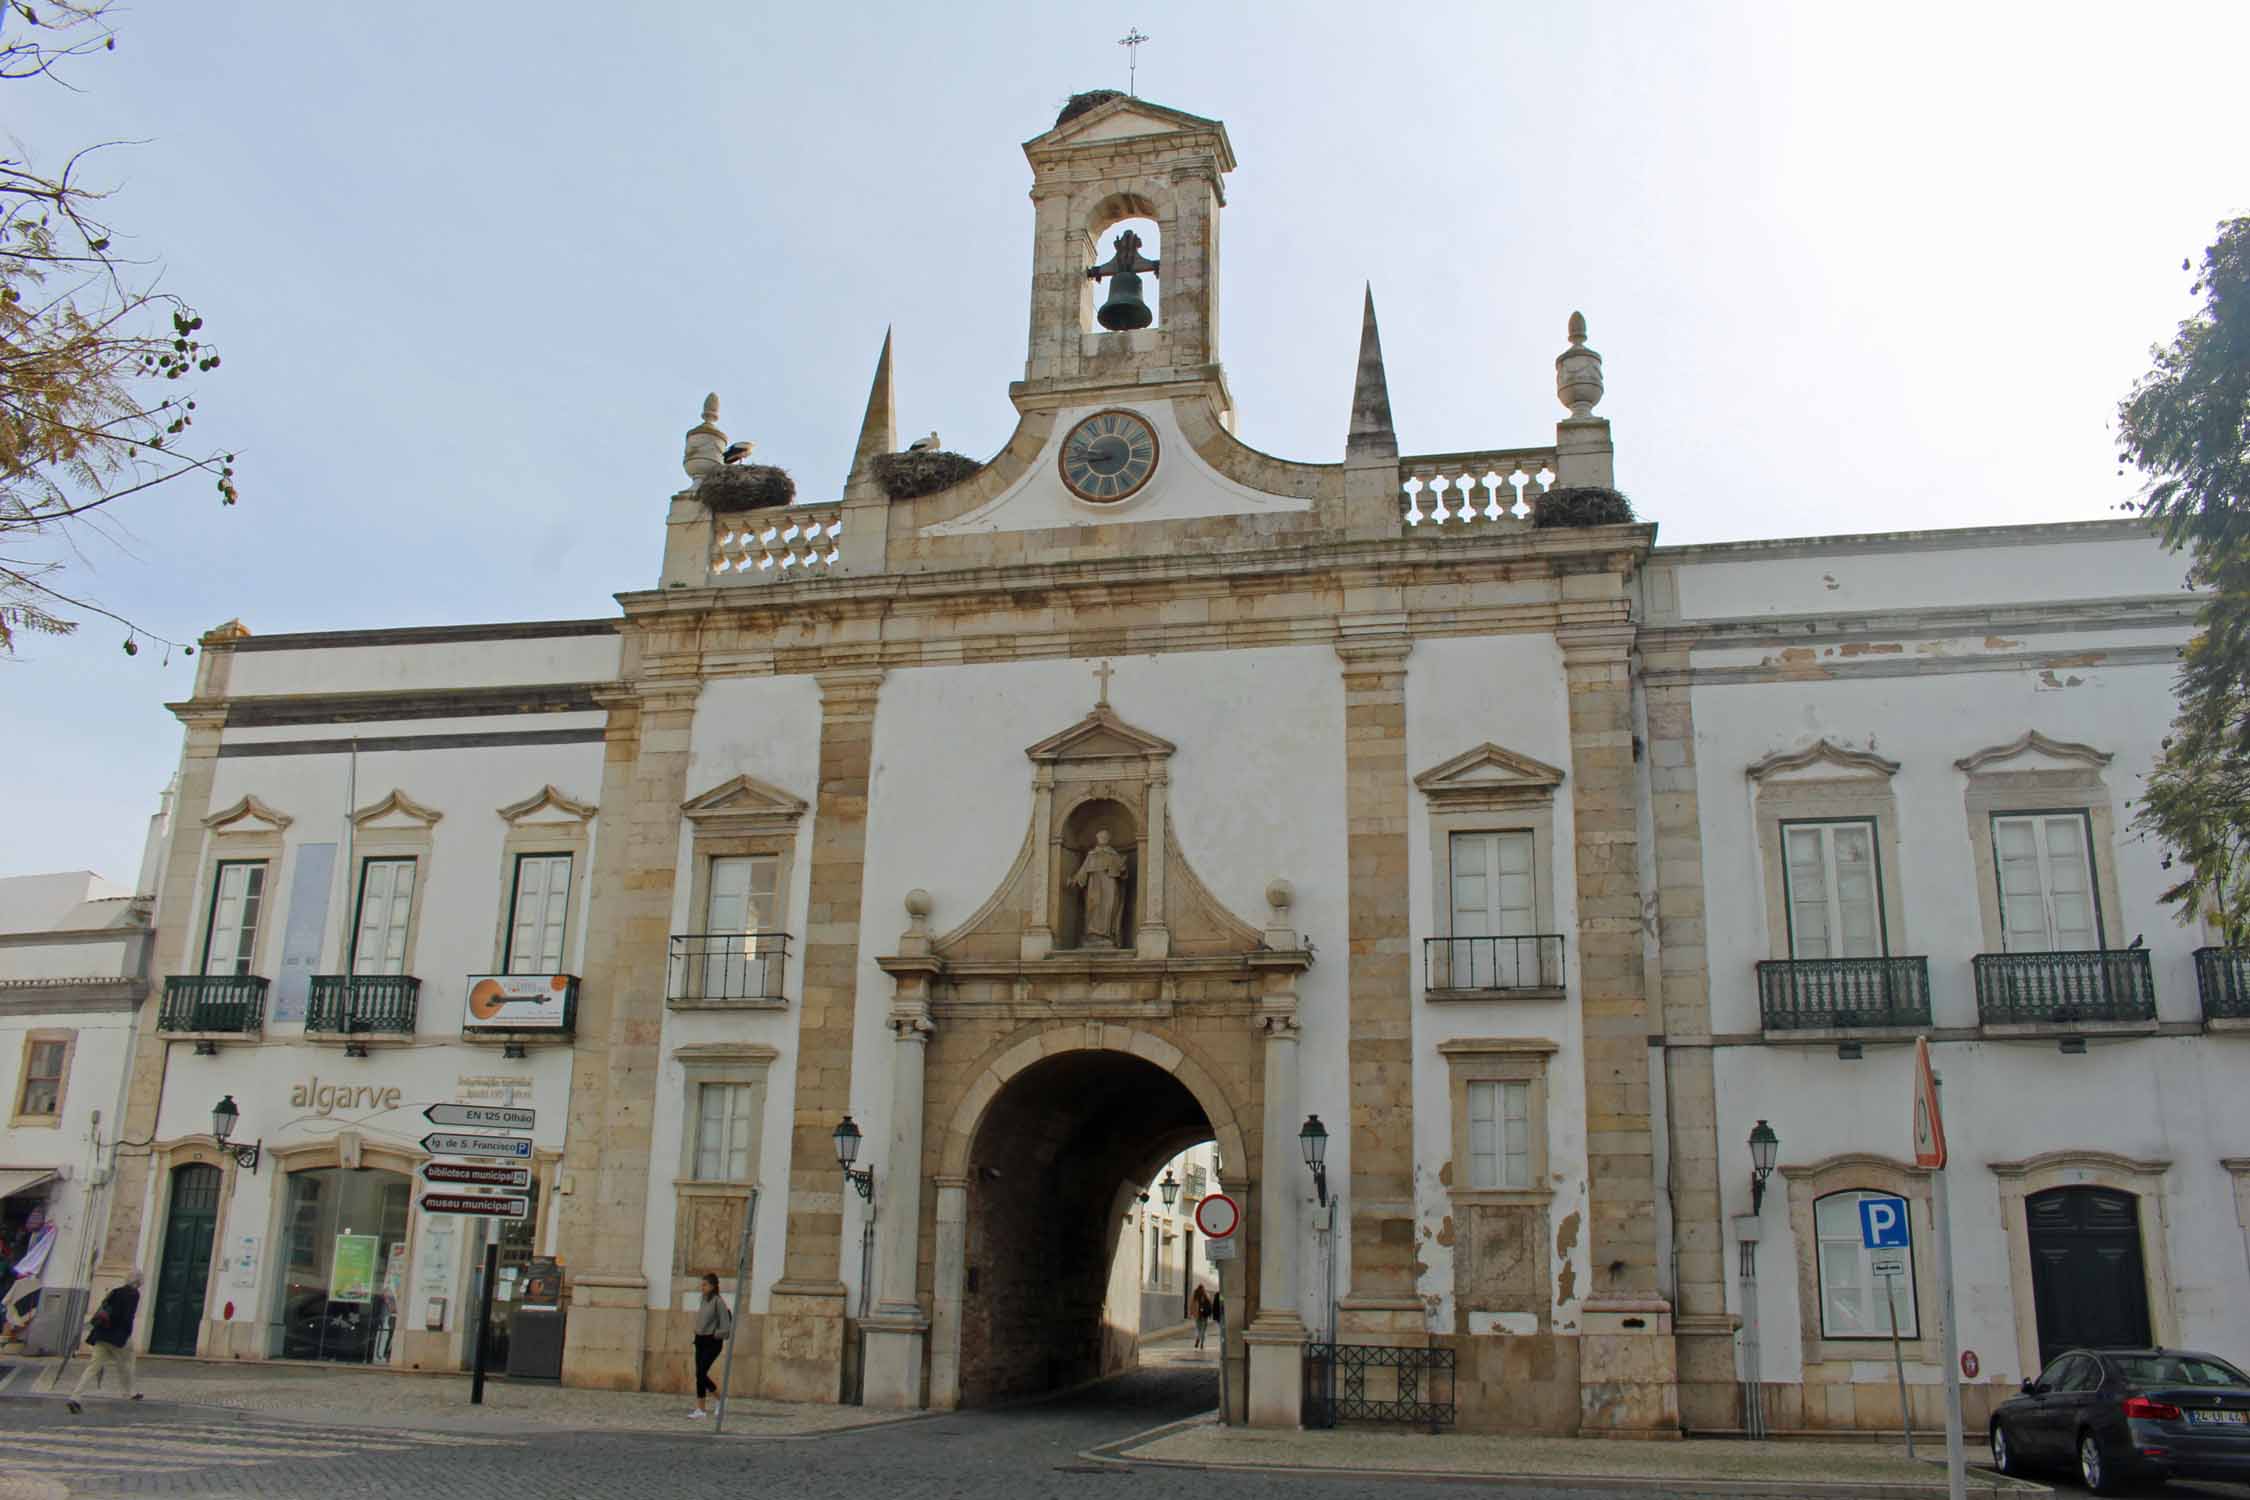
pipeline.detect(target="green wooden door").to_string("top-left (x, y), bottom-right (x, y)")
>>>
top-left (150, 1164), bottom-right (221, 1355)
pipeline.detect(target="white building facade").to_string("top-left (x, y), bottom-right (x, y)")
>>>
top-left (77, 92), bottom-right (2243, 1437)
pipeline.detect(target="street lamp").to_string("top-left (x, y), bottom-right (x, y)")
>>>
top-left (211, 1094), bottom-right (261, 1173)
top-left (1748, 1119), bottom-right (1779, 1215)
top-left (832, 1114), bottom-right (874, 1202)
top-left (1299, 1114), bottom-right (1329, 1208)
top-left (1158, 1170), bottom-right (1179, 1208)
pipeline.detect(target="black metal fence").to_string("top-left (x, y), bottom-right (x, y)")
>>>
top-left (2196, 947), bottom-right (2250, 1020)
top-left (1302, 1343), bottom-right (1456, 1431)
top-left (157, 975), bottom-right (268, 1034)
top-left (667, 932), bottom-right (792, 1002)
top-left (1972, 949), bottom-right (2155, 1025)
top-left (305, 974), bottom-right (422, 1034)
top-left (1423, 934), bottom-right (1566, 994)
top-left (1756, 956), bottom-right (1932, 1030)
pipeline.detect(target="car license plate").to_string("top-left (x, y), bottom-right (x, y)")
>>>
top-left (2188, 1409), bottom-right (2247, 1424)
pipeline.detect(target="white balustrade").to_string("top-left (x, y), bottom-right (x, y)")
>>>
top-left (710, 503), bottom-right (845, 580)
top-left (1398, 448), bottom-right (1555, 530)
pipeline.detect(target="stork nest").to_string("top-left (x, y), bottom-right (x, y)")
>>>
top-left (1531, 485), bottom-right (1636, 528)
top-left (699, 463), bottom-right (797, 513)
top-left (1056, 89), bottom-right (1126, 127)
top-left (873, 449), bottom-right (982, 501)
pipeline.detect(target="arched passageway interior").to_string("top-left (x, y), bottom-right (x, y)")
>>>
top-left (958, 1049), bottom-right (1214, 1405)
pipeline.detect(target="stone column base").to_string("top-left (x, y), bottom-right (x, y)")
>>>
top-left (859, 1309), bottom-right (929, 1411)
top-left (1334, 1294), bottom-right (1427, 1345)
top-left (1579, 1299), bottom-right (1681, 1438)
top-left (1243, 1314), bottom-right (1309, 1429)
top-left (760, 1281), bottom-right (849, 1403)
top-left (562, 1273), bottom-right (651, 1390)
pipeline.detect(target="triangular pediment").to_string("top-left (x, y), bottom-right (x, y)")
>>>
top-left (203, 794), bottom-right (292, 834)
top-left (352, 788), bottom-right (444, 829)
top-left (1954, 730), bottom-right (2112, 774)
top-left (681, 773), bottom-right (809, 824)
top-left (497, 784), bottom-right (597, 826)
top-left (1748, 740), bottom-right (1900, 783)
top-left (1026, 706), bottom-right (1177, 765)
top-left (1416, 743), bottom-right (1566, 807)
top-left (1028, 95), bottom-right (1227, 153)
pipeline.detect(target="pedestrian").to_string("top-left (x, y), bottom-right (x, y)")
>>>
top-left (1191, 1285), bottom-right (1212, 1349)
top-left (67, 1270), bottom-right (144, 1413)
top-left (688, 1271), bottom-right (732, 1419)
top-left (1210, 1288), bottom-right (1225, 1338)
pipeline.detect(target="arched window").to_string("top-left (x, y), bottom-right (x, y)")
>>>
top-left (1813, 1189), bottom-right (1918, 1339)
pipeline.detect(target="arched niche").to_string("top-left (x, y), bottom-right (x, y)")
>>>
top-left (1055, 796), bottom-right (1139, 950)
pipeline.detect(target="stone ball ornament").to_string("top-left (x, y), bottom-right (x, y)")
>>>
top-left (904, 888), bottom-right (933, 919)
top-left (1265, 877), bottom-right (1295, 911)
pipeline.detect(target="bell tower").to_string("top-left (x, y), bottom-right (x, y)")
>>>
top-left (1016, 92), bottom-right (1235, 414)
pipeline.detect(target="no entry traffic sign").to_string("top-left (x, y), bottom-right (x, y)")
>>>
top-left (1193, 1191), bottom-right (1241, 1240)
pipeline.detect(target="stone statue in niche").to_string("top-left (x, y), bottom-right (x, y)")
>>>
top-left (1070, 830), bottom-right (1131, 946)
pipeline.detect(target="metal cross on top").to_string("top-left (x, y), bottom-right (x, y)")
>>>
top-left (1093, 659), bottom-right (1116, 706)
top-left (1118, 27), bottom-right (1148, 96)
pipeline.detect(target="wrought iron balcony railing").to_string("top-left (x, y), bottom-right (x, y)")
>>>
top-left (667, 932), bottom-right (792, 1003)
top-left (305, 974), bottom-right (421, 1035)
top-left (1757, 956), bottom-right (1933, 1031)
top-left (1972, 950), bottom-right (2156, 1026)
top-left (158, 975), bottom-right (268, 1034)
top-left (2195, 947), bottom-right (2250, 1021)
top-left (1423, 934), bottom-right (1566, 994)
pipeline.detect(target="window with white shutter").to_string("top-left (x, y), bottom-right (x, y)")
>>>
top-left (350, 858), bottom-right (417, 976)
top-left (692, 1082), bottom-right (758, 1181)
top-left (202, 861), bottom-right (269, 975)
top-left (1992, 813), bottom-right (2100, 952)
top-left (1781, 821), bottom-right (1884, 959)
top-left (1449, 831), bottom-right (1537, 987)
top-left (1466, 1080), bottom-right (1531, 1190)
top-left (506, 854), bottom-right (573, 973)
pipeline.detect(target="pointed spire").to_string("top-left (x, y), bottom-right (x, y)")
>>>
top-left (850, 327), bottom-right (897, 476)
top-left (1346, 284), bottom-right (1397, 462)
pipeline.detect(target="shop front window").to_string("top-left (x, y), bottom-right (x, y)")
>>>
top-left (272, 1166), bottom-right (410, 1364)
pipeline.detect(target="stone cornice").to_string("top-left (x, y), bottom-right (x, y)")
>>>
top-left (1651, 516), bottom-right (2157, 565)
top-left (1746, 739), bottom-right (1901, 782)
top-left (1637, 593), bottom-right (2198, 651)
top-left (0, 977), bottom-right (146, 1014)
top-left (1955, 730), bottom-right (2113, 773)
top-left (1987, 1149), bottom-right (2169, 1180)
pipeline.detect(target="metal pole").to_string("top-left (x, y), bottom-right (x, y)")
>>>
top-left (1886, 1267), bottom-right (1915, 1460)
top-left (1932, 1165), bottom-right (1966, 1500)
top-left (712, 1186), bottom-right (758, 1434)
top-left (1739, 1238), bottom-right (1764, 1439)
top-left (471, 1239), bottom-right (498, 1405)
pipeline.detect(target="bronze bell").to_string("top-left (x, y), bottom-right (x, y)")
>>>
top-left (1096, 269), bottom-right (1152, 331)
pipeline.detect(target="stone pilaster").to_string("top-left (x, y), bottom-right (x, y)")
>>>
top-left (861, 967), bottom-right (934, 1410)
top-left (559, 680), bottom-right (702, 1389)
top-left (1332, 632), bottom-right (1423, 1340)
top-left (761, 665), bottom-right (884, 1402)
top-left (926, 1175), bottom-right (971, 1410)
top-left (1559, 620), bottom-right (1678, 1435)
top-left (1246, 1004), bottom-right (1307, 1427)
top-left (98, 703), bottom-right (226, 1284)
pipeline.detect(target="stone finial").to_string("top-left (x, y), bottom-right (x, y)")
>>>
top-left (901, 887), bottom-right (933, 955)
top-left (1556, 310), bottom-right (1604, 417)
top-left (683, 391), bottom-right (729, 482)
top-left (1263, 877), bottom-right (1297, 950)
top-left (905, 888), bottom-right (932, 920)
top-left (850, 328), bottom-right (898, 477)
top-left (1346, 284), bottom-right (1398, 463)
top-left (1265, 878), bottom-right (1294, 912)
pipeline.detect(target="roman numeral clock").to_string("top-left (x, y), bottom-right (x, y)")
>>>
top-left (1059, 409), bottom-right (1159, 502)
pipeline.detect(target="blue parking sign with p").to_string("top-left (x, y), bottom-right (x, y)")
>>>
top-left (1858, 1196), bottom-right (1910, 1249)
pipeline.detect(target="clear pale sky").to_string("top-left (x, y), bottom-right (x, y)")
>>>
top-left (6, 1), bottom-right (2244, 882)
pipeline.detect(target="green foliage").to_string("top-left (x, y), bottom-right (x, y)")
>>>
top-left (2119, 218), bottom-right (2250, 949)
top-left (1530, 485), bottom-right (1636, 528)
top-left (872, 448), bottom-right (980, 501)
top-left (2, 1), bottom-right (235, 656)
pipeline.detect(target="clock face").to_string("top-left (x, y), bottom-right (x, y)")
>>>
top-left (1059, 410), bottom-right (1160, 502)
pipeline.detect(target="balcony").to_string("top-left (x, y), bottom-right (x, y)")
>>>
top-left (2196, 948), bottom-right (2250, 1024)
top-left (667, 932), bottom-right (791, 1007)
top-left (1972, 950), bottom-right (2156, 1028)
top-left (159, 975), bottom-right (268, 1051)
top-left (306, 975), bottom-right (421, 1052)
top-left (462, 973), bottom-right (580, 1055)
top-left (1757, 956), bottom-right (1933, 1032)
top-left (1423, 935), bottom-right (1567, 998)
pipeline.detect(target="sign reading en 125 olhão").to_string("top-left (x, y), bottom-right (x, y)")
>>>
top-left (421, 1131), bottom-right (534, 1160)
top-left (462, 974), bottom-right (574, 1031)
top-left (417, 1192), bottom-right (529, 1221)
top-left (424, 1102), bottom-right (535, 1132)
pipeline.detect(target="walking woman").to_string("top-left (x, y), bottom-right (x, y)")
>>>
top-left (689, 1272), bottom-right (732, 1419)
top-left (1191, 1285), bottom-right (1213, 1349)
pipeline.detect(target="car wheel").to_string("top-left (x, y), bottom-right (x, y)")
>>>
top-left (1990, 1420), bottom-right (2018, 1476)
top-left (2080, 1430), bottom-right (2118, 1495)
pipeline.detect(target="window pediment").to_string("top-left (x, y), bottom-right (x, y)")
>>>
top-left (1415, 743), bottom-right (1565, 810)
top-left (1025, 706), bottom-right (1176, 766)
top-left (203, 794), bottom-right (292, 834)
top-left (1748, 740), bottom-right (1901, 783)
top-left (1954, 731), bottom-right (2112, 775)
top-left (680, 774), bottom-right (808, 838)
top-left (352, 788), bottom-right (443, 829)
top-left (497, 784), bottom-right (597, 826)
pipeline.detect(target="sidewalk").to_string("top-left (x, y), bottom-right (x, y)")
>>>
top-left (1, 1351), bottom-right (918, 1439)
top-left (1103, 1416), bottom-right (2049, 1498)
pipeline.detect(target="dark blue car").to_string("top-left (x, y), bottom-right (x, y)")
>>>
top-left (1990, 1347), bottom-right (2250, 1492)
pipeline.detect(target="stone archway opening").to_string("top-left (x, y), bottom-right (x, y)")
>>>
top-left (957, 1048), bottom-right (1216, 1405)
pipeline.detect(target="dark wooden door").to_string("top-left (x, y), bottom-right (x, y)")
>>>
top-left (150, 1164), bottom-right (221, 1355)
top-left (2026, 1187), bottom-right (2150, 1368)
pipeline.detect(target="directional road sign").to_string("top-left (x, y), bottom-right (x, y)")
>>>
top-left (424, 1103), bottom-right (535, 1132)
top-left (1193, 1192), bottom-right (1241, 1240)
top-left (421, 1131), bottom-right (533, 1160)
top-left (421, 1162), bottom-right (532, 1191)
top-left (1205, 1236), bottom-right (1239, 1261)
top-left (418, 1192), bottom-right (529, 1220)
top-left (1859, 1195), bottom-right (1910, 1250)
